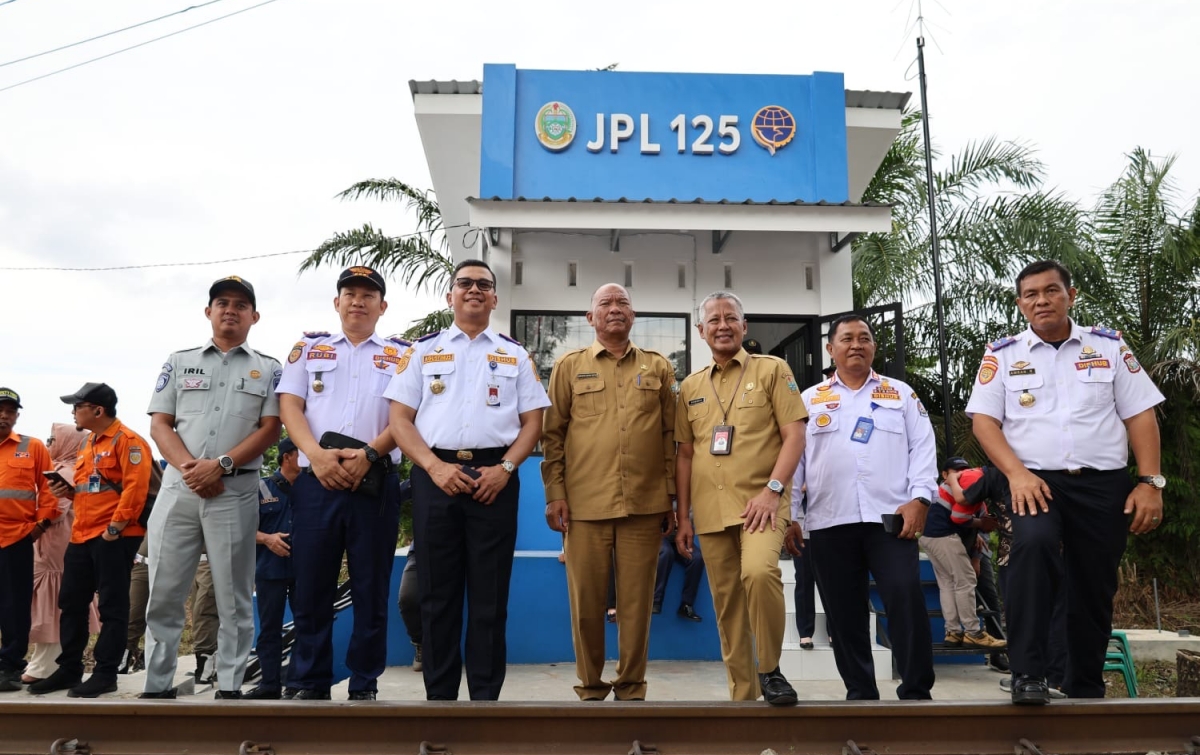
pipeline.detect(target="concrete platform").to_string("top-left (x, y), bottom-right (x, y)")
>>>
top-left (1120, 628), bottom-right (1200, 662)
top-left (1, 660), bottom-right (1013, 703)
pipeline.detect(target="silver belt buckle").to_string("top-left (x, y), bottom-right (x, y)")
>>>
top-left (456, 450), bottom-right (474, 461)
top-left (1066, 468), bottom-right (1082, 476)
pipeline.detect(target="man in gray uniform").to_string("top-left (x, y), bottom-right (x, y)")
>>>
top-left (141, 276), bottom-right (282, 699)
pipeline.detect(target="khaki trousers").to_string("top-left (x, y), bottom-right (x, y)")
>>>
top-left (564, 514), bottom-right (663, 700)
top-left (919, 534), bottom-right (981, 633)
top-left (699, 522), bottom-right (787, 701)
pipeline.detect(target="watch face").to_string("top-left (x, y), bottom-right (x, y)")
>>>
top-left (767, 480), bottom-right (784, 493)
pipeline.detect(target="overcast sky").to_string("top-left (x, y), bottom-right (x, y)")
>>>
top-left (2, 0), bottom-right (1196, 447)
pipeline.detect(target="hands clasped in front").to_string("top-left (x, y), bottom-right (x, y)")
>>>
top-left (431, 460), bottom-right (507, 505)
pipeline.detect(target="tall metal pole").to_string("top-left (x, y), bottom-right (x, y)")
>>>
top-left (916, 34), bottom-right (955, 455)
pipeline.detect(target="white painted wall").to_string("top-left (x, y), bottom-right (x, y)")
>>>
top-left (487, 229), bottom-right (848, 372)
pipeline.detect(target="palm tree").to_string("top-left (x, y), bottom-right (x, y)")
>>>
top-left (300, 178), bottom-right (454, 339)
top-left (852, 110), bottom-right (1086, 454)
top-left (1072, 149), bottom-right (1200, 588)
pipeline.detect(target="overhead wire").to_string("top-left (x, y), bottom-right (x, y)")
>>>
top-left (0, 224), bottom-right (471, 272)
top-left (0, 0), bottom-right (285, 94)
top-left (0, 0), bottom-right (230, 69)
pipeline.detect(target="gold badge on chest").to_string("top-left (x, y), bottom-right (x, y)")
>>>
top-left (1019, 391), bottom-right (1035, 408)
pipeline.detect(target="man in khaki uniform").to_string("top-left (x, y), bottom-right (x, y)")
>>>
top-left (542, 283), bottom-right (677, 701)
top-left (675, 291), bottom-right (806, 705)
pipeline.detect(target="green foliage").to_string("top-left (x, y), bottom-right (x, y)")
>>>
top-left (856, 122), bottom-right (1200, 588)
top-left (300, 179), bottom-right (455, 295)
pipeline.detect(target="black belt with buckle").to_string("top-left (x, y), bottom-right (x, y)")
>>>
top-left (432, 447), bottom-right (506, 464)
top-left (1047, 467), bottom-right (1096, 476)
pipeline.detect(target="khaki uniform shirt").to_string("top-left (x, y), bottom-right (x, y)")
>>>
top-left (541, 341), bottom-right (676, 520)
top-left (148, 340), bottom-right (282, 469)
top-left (676, 349), bottom-right (806, 534)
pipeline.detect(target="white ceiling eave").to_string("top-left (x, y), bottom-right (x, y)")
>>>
top-left (466, 199), bottom-right (892, 234)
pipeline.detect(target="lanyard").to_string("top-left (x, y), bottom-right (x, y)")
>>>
top-left (708, 361), bottom-right (746, 425)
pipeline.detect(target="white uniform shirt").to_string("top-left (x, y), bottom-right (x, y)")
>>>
top-left (383, 325), bottom-right (550, 450)
top-left (793, 371), bottom-right (937, 531)
top-left (275, 331), bottom-right (408, 466)
top-left (965, 320), bottom-right (1164, 471)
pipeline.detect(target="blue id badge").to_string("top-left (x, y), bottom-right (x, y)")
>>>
top-left (851, 417), bottom-right (874, 443)
top-left (88, 473), bottom-right (101, 493)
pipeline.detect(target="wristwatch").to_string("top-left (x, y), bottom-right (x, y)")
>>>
top-left (364, 445), bottom-right (380, 464)
top-left (1138, 474), bottom-right (1167, 490)
top-left (766, 479), bottom-right (785, 496)
top-left (218, 455), bottom-right (235, 475)
top-left (500, 459), bottom-right (516, 475)
top-left (916, 496), bottom-right (933, 507)
top-left (106, 524), bottom-right (122, 537)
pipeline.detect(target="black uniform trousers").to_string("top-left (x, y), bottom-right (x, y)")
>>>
top-left (412, 460), bottom-right (519, 701)
top-left (289, 472), bottom-right (401, 694)
top-left (653, 534), bottom-right (705, 609)
top-left (58, 535), bottom-right (141, 677)
top-left (253, 576), bottom-right (296, 690)
top-left (0, 536), bottom-right (34, 672)
top-left (809, 522), bottom-right (934, 700)
top-left (1007, 468), bottom-right (1131, 698)
top-left (397, 541), bottom-right (421, 645)
top-left (792, 544), bottom-right (817, 639)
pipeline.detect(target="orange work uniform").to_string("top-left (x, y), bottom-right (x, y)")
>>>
top-left (71, 420), bottom-right (151, 543)
top-left (0, 432), bottom-right (59, 547)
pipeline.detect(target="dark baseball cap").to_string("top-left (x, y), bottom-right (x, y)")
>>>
top-left (278, 437), bottom-right (297, 455)
top-left (208, 275), bottom-right (257, 308)
top-left (822, 365), bottom-right (836, 377)
top-left (60, 382), bottom-right (118, 413)
top-left (338, 266), bottom-right (386, 296)
top-left (0, 387), bottom-right (21, 408)
top-left (940, 456), bottom-right (970, 472)
top-left (743, 338), bottom-right (763, 355)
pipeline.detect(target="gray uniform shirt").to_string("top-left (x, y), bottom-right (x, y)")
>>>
top-left (148, 340), bottom-right (282, 469)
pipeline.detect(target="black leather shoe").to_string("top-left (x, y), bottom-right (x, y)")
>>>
top-left (348, 690), bottom-right (377, 700)
top-left (758, 668), bottom-right (798, 706)
top-left (290, 688), bottom-right (331, 700)
top-left (1010, 674), bottom-right (1051, 705)
top-left (138, 689), bottom-right (178, 699)
top-left (214, 690), bottom-right (243, 700)
top-left (69, 674), bottom-right (118, 698)
top-left (28, 668), bottom-right (82, 695)
top-left (0, 669), bottom-right (21, 692)
top-left (242, 686), bottom-right (282, 700)
top-left (281, 687), bottom-right (300, 700)
top-left (677, 604), bottom-right (702, 622)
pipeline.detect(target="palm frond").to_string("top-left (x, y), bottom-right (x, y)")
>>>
top-left (299, 224), bottom-right (454, 294)
top-left (401, 309), bottom-right (454, 340)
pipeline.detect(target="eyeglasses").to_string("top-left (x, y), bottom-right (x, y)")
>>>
top-left (72, 403), bottom-right (97, 413)
top-left (454, 277), bottom-right (495, 292)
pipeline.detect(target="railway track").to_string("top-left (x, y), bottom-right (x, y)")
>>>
top-left (3, 699), bottom-right (1199, 755)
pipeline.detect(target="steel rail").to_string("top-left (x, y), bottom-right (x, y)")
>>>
top-left (2, 699), bottom-right (1199, 755)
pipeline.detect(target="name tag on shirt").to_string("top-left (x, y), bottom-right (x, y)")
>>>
top-left (851, 417), bottom-right (874, 443)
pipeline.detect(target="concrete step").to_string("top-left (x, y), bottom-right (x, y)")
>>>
top-left (779, 641), bottom-right (891, 682)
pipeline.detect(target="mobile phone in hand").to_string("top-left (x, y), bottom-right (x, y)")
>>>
top-left (881, 513), bottom-right (902, 537)
top-left (460, 465), bottom-right (481, 480)
top-left (42, 470), bottom-right (70, 487)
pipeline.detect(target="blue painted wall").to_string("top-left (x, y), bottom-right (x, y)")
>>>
top-left (481, 64), bottom-right (848, 203)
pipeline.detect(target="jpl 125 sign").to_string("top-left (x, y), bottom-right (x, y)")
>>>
top-left (482, 65), bottom-right (848, 203)
top-left (536, 101), bottom-right (797, 157)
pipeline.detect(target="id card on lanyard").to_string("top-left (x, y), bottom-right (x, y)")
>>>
top-left (708, 362), bottom-right (746, 456)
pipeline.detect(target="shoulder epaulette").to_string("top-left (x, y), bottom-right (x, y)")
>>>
top-left (987, 336), bottom-right (1017, 352)
top-left (415, 331), bottom-right (442, 343)
top-left (498, 333), bottom-right (522, 346)
top-left (386, 335), bottom-right (412, 347)
top-left (1090, 326), bottom-right (1122, 340)
top-left (177, 346), bottom-right (203, 353)
top-left (302, 331), bottom-right (330, 339)
top-left (687, 364), bottom-right (710, 378)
